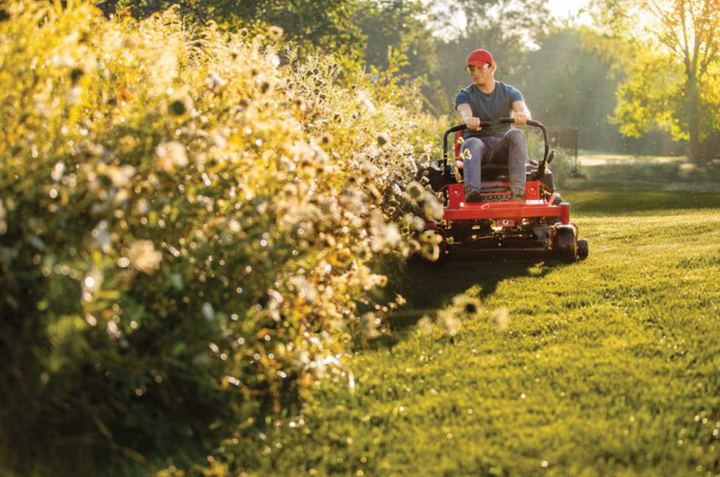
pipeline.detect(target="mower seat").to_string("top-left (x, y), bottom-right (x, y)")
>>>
top-left (455, 158), bottom-right (536, 181)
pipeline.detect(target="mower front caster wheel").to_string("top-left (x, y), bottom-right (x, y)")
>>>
top-left (554, 226), bottom-right (578, 263)
top-left (578, 238), bottom-right (589, 260)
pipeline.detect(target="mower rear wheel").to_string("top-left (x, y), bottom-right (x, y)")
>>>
top-left (578, 238), bottom-right (589, 260)
top-left (554, 226), bottom-right (577, 262)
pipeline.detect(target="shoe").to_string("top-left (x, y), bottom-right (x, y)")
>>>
top-left (508, 193), bottom-right (524, 201)
top-left (465, 189), bottom-right (483, 203)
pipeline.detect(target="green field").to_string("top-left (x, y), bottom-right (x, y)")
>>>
top-left (212, 156), bottom-right (720, 476)
top-left (570, 152), bottom-right (720, 193)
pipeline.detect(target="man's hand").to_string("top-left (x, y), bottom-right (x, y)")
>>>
top-left (513, 111), bottom-right (528, 125)
top-left (463, 116), bottom-right (482, 131)
top-left (457, 104), bottom-right (481, 130)
top-left (511, 101), bottom-right (531, 125)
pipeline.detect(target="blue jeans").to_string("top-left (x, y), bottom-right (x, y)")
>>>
top-left (461, 129), bottom-right (527, 196)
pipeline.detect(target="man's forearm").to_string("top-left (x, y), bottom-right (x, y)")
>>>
top-left (457, 104), bottom-right (474, 122)
top-left (512, 102), bottom-right (531, 119)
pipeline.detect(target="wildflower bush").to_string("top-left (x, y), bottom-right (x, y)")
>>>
top-left (0, 1), bottom-right (442, 473)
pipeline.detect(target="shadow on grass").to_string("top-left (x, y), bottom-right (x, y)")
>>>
top-left (577, 159), bottom-right (720, 184)
top-left (386, 254), bottom-right (560, 331)
top-left (562, 159), bottom-right (720, 214)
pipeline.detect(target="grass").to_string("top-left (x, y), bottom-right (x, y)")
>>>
top-left (577, 149), bottom-right (686, 163)
top-left (569, 150), bottom-right (720, 193)
top-left (215, 157), bottom-right (720, 477)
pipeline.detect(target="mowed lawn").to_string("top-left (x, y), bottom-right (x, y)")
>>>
top-left (230, 158), bottom-right (720, 476)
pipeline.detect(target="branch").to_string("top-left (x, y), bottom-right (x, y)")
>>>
top-left (697, 0), bottom-right (720, 76)
top-left (645, 0), bottom-right (690, 66)
top-left (679, 0), bottom-right (693, 72)
top-left (689, 0), bottom-right (702, 73)
top-left (661, 26), bottom-right (684, 55)
top-left (659, 32), bottom-right (685, 56)
top-left (646, 0), bottom-right (672, 27)
top-left (646, 0), bottom-right (683, 52)
top-left (699, 31), bottom-right (718, 77)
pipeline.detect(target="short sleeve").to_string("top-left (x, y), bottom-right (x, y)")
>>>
top-left (455, 89), bottom-right (470, 109)
top-left (507, 85), bottom-right (524, 105)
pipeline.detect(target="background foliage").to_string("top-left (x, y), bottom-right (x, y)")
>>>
top-left (102, 0), bottom-right (720, 157)
top-left (99, 0), bottom-right (364, 56)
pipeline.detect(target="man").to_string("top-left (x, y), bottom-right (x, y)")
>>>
top-left (455, 49), bottom-right (531, 202)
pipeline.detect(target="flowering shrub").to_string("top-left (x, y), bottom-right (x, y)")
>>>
top-left (0, 1), bottom-right (443, 472)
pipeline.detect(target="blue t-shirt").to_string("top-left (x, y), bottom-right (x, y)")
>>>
top-left (455, 81), bottom-right (524, 139)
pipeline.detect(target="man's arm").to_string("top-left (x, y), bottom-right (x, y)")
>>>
top-left (512, 101), bottom-right (531, 125)
top-left (457, 103), bottom-right (481, 130)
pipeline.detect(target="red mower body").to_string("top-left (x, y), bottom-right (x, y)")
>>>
top-left (444, 182), bottom-right (570, 224)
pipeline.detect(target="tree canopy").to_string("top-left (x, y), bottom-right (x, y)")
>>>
top-left (591, 0), bottom-right (720, 160)
top-left (101, 0), bottom-right (364, 55)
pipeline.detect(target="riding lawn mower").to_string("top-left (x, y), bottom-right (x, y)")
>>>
top-left (419, 118), bottom-right (589, 263)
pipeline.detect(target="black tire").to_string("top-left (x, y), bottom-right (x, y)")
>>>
top-left (577, 238), bottom-right (589, 260)
top-left (554, 226), bottom-right (577, 262)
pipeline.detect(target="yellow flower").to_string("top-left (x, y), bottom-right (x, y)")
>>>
top-left (377, 133), bottom-right (390, 147)
top-left (491, 308), bottom-right (511, 330)
top-left (423, 194), bottom-right (444, 220)
top-left (438, 312), bottom-right (461, 336)
top-left (417, 316), bottom-right (434, 335)
top-left (452, 294), bottom-right (481, 316)
top-left (98, 164), bottom-right (136, 188)
top-left (267, 26), bottom-right (284, 42)
top-left (127, 240), bottom-right (162, 274)
top-left (419, 229), bottom-right (443, 245)
top-left (361, 312), bottom-right (380, 339)
top-left (156, 141), bottom-right (188, 173)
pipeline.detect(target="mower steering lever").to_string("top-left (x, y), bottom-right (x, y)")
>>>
top-left (499, 117), bottom-right (541, 128)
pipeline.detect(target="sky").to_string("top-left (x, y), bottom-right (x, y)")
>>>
top-left (426, 0), bottom-right (595, 40)
top-left (547, 0), bottom-right (592, 21)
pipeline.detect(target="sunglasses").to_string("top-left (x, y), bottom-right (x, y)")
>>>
top-left (467, 63), bottom-right (491, 72)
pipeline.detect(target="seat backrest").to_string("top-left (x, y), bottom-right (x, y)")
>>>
top-left (455, 130), bottom-right (463, 160)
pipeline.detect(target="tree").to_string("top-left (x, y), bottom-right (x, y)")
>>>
top-left (430, 0), bottom-right (550, 108)
top-left (355, 0), bottom-right (436, 73)
top-left (508, 28), bottom-right (621, 150)
top-left (353, 0), bottom-right (447, 112)
top-left (99, 0), bottom-right (364, 57)
top-left (454, 0), bottom-right (549, 47)
top-left (592, 0), bottom-right (720, 160)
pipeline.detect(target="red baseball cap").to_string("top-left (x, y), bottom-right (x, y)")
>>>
top-left (466, 49), bottom-right (494, 68)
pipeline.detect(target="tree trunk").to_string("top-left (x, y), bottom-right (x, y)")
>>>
top-left (686, 77), bottom-right (705, 162)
